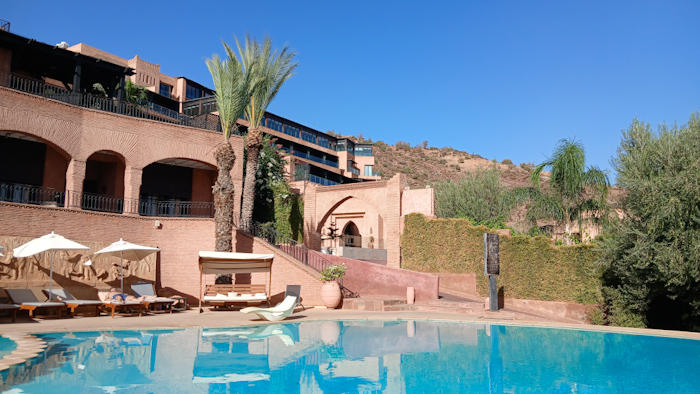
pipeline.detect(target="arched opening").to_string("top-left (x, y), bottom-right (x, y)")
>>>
top-left (140, 158), bottom-right (216, 217)
top-left (342, 221), bottom-right (361, 248)
top-left (82, 151), bottom-right (125, 213)
top-left (0, 131), bottom-right (69, 206)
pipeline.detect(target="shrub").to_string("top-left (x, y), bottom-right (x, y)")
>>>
top-left (458, 158), bottom-right (465, 164)
top-left (502, 159), bottom-right (513, 165)
top-left (396, 141), bottom-right (411, 150)
top-left (520, 162), bottom-right (535, 172)
top-left (439, 159), bottom-right (447, 165)
top-left (401, 214), bottom-right (602, 303)
top-left (320, 263), bottom-right (347, 282)
top-left (374, 141), bottom-right (387, 151)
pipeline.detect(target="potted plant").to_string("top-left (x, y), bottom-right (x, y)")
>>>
top-left (320, 263), bottom-right (347, 309)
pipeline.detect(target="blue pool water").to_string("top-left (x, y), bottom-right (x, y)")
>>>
top-left (2, 320), bottom-right (700, 393)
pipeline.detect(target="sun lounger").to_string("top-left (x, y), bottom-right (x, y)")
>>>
top-left (0, 304), bottom-right (20, 322)
top-left (5, 289), bottom-right (64, 318)
top-left (131, 282), bottom-right (175, 314)
top-left (43, 288), bottom-right (104, 317)
top-left (285, 284), bottom-right (304, 311)
top-left (97, 290), bottom-right (144, 318)
top-left (240, 295), bottom-right (298, 321)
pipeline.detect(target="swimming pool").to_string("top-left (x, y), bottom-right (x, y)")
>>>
top-left (2, 320), bottom-right (699, 393)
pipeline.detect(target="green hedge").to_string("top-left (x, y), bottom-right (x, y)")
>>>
top-left (401, 214), bottom-right (602, 304)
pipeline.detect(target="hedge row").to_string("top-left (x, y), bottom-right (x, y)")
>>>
top-left (401, 214), bottom-right (602, 304)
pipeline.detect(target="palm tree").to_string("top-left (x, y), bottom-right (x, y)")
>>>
top-left (237, 35), bottom-right (298, 230)
top-left (205, 40), bottom-right (252, 253)
top-left (529, 139), bottom-right (610, 243)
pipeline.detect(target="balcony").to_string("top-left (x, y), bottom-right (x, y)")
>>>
top-left (0, 182), bottom-right (214, 218)
top-left (0, 73), bottom-right (222, 133)
top-left (348, 167), bottom-right (360, 176)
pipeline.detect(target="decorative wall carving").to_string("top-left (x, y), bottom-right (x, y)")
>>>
top-left (0, 236), bottom-right (157, 294)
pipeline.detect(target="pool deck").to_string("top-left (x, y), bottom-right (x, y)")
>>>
top-left (1, 307), bottom-right (700, 341)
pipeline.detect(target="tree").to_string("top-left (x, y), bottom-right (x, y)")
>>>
top-left (205, 40), bottom-right (252, 253)
top-left (434, 166), bottom-right (514, 228)
top-left (599, 115), bottom-right (700, 330)
top-left (238, 36), bottom-right (297, 230)
top-left (529, 139), bottom-right (610, 244)
top-left (123, 80), bottom-right (149, 106)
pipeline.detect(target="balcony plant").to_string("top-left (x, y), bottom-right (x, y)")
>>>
top-left (320, 263), bottom-right (347, 309)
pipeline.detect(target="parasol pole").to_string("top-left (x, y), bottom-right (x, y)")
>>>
top-left (48, 250), bottom-right (54, 301)
top-left (120, 251), bottom-right (124, 292)
top-left (198, 260), bottom-right (203, 313)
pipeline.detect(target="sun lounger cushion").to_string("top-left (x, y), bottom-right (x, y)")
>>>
top-left (6, 289), bottom-right (64, 307)
top-left (203, 294), bottom-right (267, 302)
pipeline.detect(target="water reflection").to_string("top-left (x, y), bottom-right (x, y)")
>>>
top-left (2, 321), bottom-right (700, 393)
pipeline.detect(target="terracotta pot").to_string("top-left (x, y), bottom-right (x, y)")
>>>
top-left (321, 281), bottom-right (342, 309)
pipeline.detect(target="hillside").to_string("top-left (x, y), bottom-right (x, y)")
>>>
top-left (372, 142), bottom-right (540, 189)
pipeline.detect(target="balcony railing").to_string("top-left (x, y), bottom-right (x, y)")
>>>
top-left (0, 19), bottom-right (9, 32)
top-left (1, 183), bottom-right (214, 218)
top-left (0, 73), bottom-right (222, 133)
top-left (310, 175), bottom-right (339, 186)
top-left (0, 183), bottom-right (64, 207)
top-left (348, 167), bottom-right (360, 176)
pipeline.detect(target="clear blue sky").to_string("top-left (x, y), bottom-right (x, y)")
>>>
top-left (4, 1), bottom-right (700, 182)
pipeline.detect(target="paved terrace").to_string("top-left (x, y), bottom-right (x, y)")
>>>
top-left (1, 307), bottom-right (699, 341)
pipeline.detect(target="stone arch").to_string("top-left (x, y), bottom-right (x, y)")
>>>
top-left (0, 130), bottom-right (71, 192)
top-left (83, 150), bottom-right (126, 199)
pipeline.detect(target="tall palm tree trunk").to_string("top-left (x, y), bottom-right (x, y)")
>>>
top-left (214, 141), bottom-right (236, 252)
top-left (241, 128), bottom-right (263, 231)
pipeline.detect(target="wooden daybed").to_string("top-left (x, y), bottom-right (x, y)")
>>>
top-left (198, 251), bottom-right (275, 312)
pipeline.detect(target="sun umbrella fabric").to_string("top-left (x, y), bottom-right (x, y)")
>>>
top-left (13, 231), bottom-right (91, 301)
top-left (93, 239), bottom-right (160, 292)
top-left (0, 245), bottom-right (4, 257)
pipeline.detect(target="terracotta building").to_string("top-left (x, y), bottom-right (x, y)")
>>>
top-left (0, 25), bottom-right (435, 305)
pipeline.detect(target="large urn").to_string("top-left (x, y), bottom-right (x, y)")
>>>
top-left (321, 281), bottom-right (342, 309)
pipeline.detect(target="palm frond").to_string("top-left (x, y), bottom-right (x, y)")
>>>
top-left (238, 35), bottom-right (298, 129)
top-left (206, 39), bottom-right (249, 139)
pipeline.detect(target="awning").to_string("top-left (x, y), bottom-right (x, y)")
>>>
top-left (198, 251), bottom-right (274, 274)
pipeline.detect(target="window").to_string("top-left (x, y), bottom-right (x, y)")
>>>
top-left (302, 130), bottom-right (316, 143)
top-left (364, 165), bottom-right (374, 176)
top-left (186, 85), bottom-right (202, 100)
top-left (159, 83), bottom-right (172, 98)
top-left (355, 146), bottom-right (373, 156)
top-left (267, 119), bottom-right (283, 132)
top-left (283, 124), bottom-right (300, 138)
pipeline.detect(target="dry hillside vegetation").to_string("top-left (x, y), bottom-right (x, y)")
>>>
top-left (372, 143), bottom-right (544, 189)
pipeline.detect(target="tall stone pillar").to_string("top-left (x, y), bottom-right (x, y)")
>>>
top-left (65, 159), bottom-right (86, 210)
top-left (303, 183), bottom-right (320, 250)
top-left (386, 173), bottom-right (406, 268)
top-left (123, 166), bottom-right (143, 215)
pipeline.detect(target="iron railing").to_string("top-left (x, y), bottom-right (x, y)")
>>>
top-left (0, 19), bottom-right (9, 32)
top-left (239, 221), bottom-right (343, 286)
top-left (0, 73), bottom-right (223, 133)
top-left (139, 200), bottom-right (214, 218)
top-left (0, 183), bottom-right (64, 206)
top-left (0, 185), bottom-right (214, 218)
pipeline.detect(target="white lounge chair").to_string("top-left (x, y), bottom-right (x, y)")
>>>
top-left (240, 295), bottom-right (297, 321)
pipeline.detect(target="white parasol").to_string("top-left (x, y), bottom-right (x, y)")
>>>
top-left (93, 239), bottom-right (160, 292)
top-left (13, 232), bottom-right (91, 301)
top-left (0, 245), bottom-right (4, 257)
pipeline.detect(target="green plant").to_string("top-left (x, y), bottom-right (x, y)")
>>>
top-left (599, 113), bottom-right (700, 331)
top-left (402, 214), bottom-right (602, 303)
top-left (320, 263), bottom-right (347, 282)
top-left (528, 139), bottom-right (610, 244)
top-left (239, 35), bottom-right (298, 230)
top-left (502, 159), bottom-right (513, 165)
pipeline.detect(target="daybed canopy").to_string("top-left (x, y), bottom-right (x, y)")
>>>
top-left (198, 251), bottom-right (274, 274)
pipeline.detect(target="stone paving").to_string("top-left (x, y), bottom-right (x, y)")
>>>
top-left (1, 306), bottom-right (699, 341)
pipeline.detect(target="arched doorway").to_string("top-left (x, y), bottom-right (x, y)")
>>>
top-left (342, 221), bottom-right (361, 248)
top-left (0, 131), bottom-right (69, 206)
top-left (82, 151), bottom-right (125, 213)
